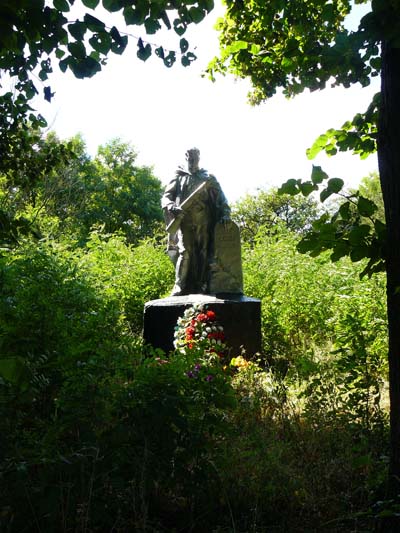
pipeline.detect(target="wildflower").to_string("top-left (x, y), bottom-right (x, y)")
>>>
top-left (205, 374), bottom-right (214, 382)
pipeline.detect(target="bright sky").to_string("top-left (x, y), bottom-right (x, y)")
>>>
top-left (36, 1), bottom-right (379, 203)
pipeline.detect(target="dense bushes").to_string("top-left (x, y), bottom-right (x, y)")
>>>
top-left (0, 184), bottom-right (390, 530)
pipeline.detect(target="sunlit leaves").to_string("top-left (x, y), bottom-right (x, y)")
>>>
top-left (278, 167), bottom-right (386, 277)
top-left (307, 95), bottom-right (379, 160)
top-left (209, 0), bottom-right (369, 101)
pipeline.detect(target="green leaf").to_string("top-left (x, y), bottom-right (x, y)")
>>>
top-left (89, 32), bottom-right (112, 54)
top-left (160, 11), bottom-right (171, 29)
top-left (123, 6), bottom-right (146, 25)
top-left (102, 0), bottom-right (123, 12)
top-left (201, 0), bottom-right (214, 12)
top-left (84, 14), bottom-right (106, 31)
top-left (82, 0), bottom-right (100, 7)
top-left (145, 18), bottom-right (161, 34)
top-left (110, 27), bottom-right (128, 54)
top-left (181, 52), bottom-right (196, 66)
top-left (298, 181), bottom-right (317, 196)
top-left (297, 234), bottom-right (321, 254)
top-left (173, 19), bottom-right (187, 36)
top-left (68, 41), bottom-right (86, 59)
top-left (59, 57), bottom-right (70, 72)
top-left (331, 241), bottom-right (351, 262)
top-left (180, 38), bottom-right (189, 54)
top-left (228, 41), bottom-right (248, 53)
top-left (327, 177), bottom-right (344, 193)
top-left (311, 165), bottom-right (329, 184)
top-left (350, 246), bottom-right (368, 262)
top-left (44, 86), bottom-right (55, 102)
top-left (374, 219), bottom-right (386, 237)
top-left (163, 51), bottom-right (176, 68)
top-left (278, 178), bottom-right (299, 196)
top-left (189, 7), bottom-right (206, 23)
top-left (320, 188), bottom-right (334, 203)
top-left (181, 55), bottom-right (191, 67)
top-left (137, 38), bottom-right (152, 61)
top-left (69, 56), bottom-right (101, 78)
top-left (281, 57), bottom-right (294, 71)
top-left (68, 21), bottom-right (87, 41)
top-left (54, 0), bottom-right (70, 12)
top-left (339, 201), bottom-right (351, 220)
top-left (348, 224), bottom-right (370, 245)
top-left (357, 196), bottom-right (378, 217)
top-left (155, 46), bottom-right (164, 59)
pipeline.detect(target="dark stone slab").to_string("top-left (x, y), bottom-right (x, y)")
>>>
top-left (209, 220), bottom-right (243, 294)
top-left (143, 294), bottom-right (261, 356)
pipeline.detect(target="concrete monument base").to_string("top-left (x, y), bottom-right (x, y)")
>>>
top-left (143, 294), bottom-right (261, 355)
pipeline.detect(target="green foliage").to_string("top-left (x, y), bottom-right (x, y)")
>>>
top-left (0, 127), bottom-right (76, 247)
top-left (208, 1), bottom-right (391, 103)
top-left (231, 187), bottom-right (318, 245)
top-left (242, 222), bottom-right (387, 385)
top-left (0, 162), bottom-right (391, 531)
top-left (279, 167), bottom-right (386, 277)
top-left (0, 0), bottom-right (211, 137)
top-left (59, 137), bottom-right (164, 244)
top-left (0, 132), bottom-right (164, 246)
top-left (307, 93), bottom-right (379, 160)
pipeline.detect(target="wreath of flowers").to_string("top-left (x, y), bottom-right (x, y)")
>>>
top-left (174, 304), bottom-right (228, 360)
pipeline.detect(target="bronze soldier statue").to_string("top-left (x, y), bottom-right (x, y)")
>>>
top-left (162, 148), bottom-right (230, 296)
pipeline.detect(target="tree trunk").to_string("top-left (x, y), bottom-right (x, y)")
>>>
top-left (377, 40), bottom-right (400, 494)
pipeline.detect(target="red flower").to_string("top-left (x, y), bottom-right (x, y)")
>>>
top-left (206, 310), bottom-right (216, 320)
top-left (197, 313), bottom-right (208, 322)
top-left (186, 325), bottom-right (195, 340)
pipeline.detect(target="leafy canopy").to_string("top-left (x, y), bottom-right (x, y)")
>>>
top-left (0, 0), bottom-right (214, 135)
top-left (208, 0), bottom-right (393, 104)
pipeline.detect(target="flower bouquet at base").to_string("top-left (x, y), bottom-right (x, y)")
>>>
top-left (174, 304), bottom-right (228, 364)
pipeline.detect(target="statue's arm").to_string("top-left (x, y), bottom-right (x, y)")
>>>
top-left (162, 177), bottom-right (184, 226)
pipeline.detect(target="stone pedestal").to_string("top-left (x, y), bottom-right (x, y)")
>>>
top-left (143, 294), bottom-right (261, 355)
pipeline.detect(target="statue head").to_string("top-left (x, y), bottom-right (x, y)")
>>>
top-left (185, 148), bottom-right (200, 174)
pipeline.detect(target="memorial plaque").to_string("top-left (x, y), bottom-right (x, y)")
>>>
top-left (209, 220), bottom-right (243, 294)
